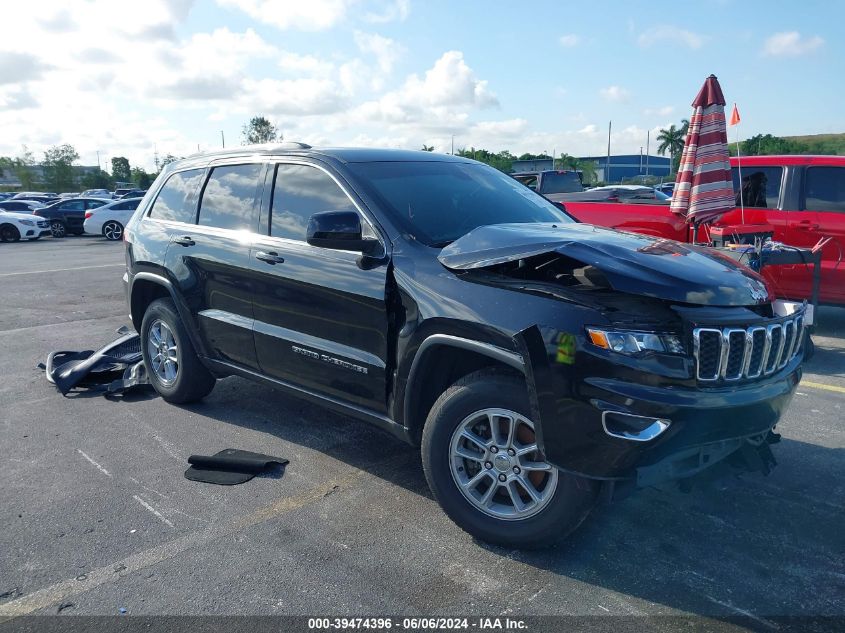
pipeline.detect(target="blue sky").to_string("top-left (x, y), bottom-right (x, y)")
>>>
top-left (0, 0), bottom-right (839, 170)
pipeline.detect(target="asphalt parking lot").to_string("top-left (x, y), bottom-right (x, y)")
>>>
top-left (0, 237), bottom-right (843, 624)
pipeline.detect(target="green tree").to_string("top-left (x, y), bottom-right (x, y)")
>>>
top-left (656, 124), bottom-right (685, 174)
top-left (131, 166), bottom-right (153, 188)
top-left (42, 144), bottom-right (79, 192)
top-left (111, 156), bottom-right (131, 183)
top-left (421, 144), bottom-right (435, 152)
top-left (456, 148), bottom-right (516, 173)
top-left (80, 169), bottom-right (114, 190)
top-left (577, 159), bottom-right (598, 185)
top-left (242, 116), bottom-right (279, 144)
top-left (160, 154), bottom-right (179, 167)
top-left (737, 134), bottom-right (801, 156)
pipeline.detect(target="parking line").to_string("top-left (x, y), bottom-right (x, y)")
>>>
top-left (0, 263), bottom-right (124, 278)
top-left (0, 457), bottom-right (404, 617)
top-left (802, 380), bottom-right (845, 395)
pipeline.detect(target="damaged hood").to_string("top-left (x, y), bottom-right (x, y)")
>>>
top-left (438, 223), bottom-right (772, 306)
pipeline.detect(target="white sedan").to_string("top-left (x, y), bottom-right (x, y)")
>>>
top-left (0, 209), bottom-right (52, 242)
top-left (83, 197), bottom-right (143, 240)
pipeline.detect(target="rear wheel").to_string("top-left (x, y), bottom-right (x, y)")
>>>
top-left (102, 220), bottom-right (123, 241)
top-left (0, 224), bottom-right (21, 242)
top-left (50, 221), bottom-right (66, 238)
top-left (421, 370), bottom-right (599, 549)
top-left (140, 298), bottom-right (215, 403)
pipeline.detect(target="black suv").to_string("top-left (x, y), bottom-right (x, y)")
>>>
top-left (123, 144), bottom-right (804, 548)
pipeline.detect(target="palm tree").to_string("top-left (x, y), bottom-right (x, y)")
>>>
top-left (421, 144), bottom-right (435, 152)
top-left (656, 124), bottom-right (685, 173)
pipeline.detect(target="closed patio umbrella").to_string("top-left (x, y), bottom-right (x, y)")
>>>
top-left (670, 74), bottom-right (735, 229)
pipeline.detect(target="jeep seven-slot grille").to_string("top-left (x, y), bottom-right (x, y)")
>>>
top-left (693, 312), bottom-right (804, 382)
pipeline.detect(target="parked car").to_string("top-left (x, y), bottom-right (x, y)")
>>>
top-left (83, 197), bottom-right (143, 240)
top-left (12, 194), bottom-right (59, 205)
top-left (549, 185), bottom-right (671, 205)
top-left (33, 197), bottom-right (110, 237)
top-left (81, 188), bottom-right (113, 199)
top-left (0, 199), bottom-right (45, 212)
top-left (563, 155), bottom-right (845, 306)
top-left (124, 146), bottom-right (803, 548)
top-left (655, 182), bottom-right (675, 196)
top-left (119, 188), bottom-right (147, 199)
top-left (511, 169), bottom-right (584, 195)
top-left (0, 208), bottom-right (51, 242)
top-left (0, 192), bottom-right (13, 201)
top-left (12, 191), bottom-right (56, 199)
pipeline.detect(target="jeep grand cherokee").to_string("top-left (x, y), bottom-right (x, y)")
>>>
top-left (123, 144), bottom-right (804, 548)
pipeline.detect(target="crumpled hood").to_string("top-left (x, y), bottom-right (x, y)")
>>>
top-left (438, 223), bottom-right (772, 306)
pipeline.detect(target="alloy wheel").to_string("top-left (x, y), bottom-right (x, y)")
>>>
top-left (50, 221), bottom-right (66, 238)
top-left (103, 221), bottom-right (123, 241)
top-left (449, 408), bottom-right (558, 521)
top-left (147, 319), bottom-right (179, 386)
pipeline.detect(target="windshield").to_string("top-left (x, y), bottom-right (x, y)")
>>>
top-left (349, 161), bottom-right (574, 246)
top-left (539, 171), bottom-right (583, 194)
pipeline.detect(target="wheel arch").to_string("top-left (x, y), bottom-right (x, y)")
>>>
top-left (402, 335), bottom-right (526, 445)
top-left (129, 273), bottom-right (179, 332)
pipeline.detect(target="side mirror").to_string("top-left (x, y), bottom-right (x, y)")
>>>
top-left (306, 211), bottom-right (381, 255)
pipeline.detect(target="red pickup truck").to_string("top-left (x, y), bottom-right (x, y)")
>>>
top-left (563, 155), bottom-right (845, 306)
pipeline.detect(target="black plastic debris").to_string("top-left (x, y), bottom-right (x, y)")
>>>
top-left (41, 329), bottom-right (152, 397)
top-left (184, 449), bottom-right (289, 485)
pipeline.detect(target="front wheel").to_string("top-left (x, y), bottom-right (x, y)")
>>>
top-left (50, 221), bottom-right (66, 238)
top-left (140, 298), bottom-right (216, 403)
top-left (102, 220), bottom-right (124, 241)
top-left (0, 224), bottom-right (21, 242)
top-left (421, 370), bottom-right (599, 549)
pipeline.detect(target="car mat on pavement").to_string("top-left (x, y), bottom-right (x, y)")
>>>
top-left (184, 449), bottom-right (289, 485)
top-left (40, 328), bottom-right (152, 397)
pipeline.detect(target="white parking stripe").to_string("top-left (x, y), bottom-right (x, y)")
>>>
top-left (133, 495), bottom-right (175, 528)
top-left (0, 263), bottom-right (124, 278)
top-left (76, 449), bottom-right (112, 477)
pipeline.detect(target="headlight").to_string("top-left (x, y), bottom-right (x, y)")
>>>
top-left (586, 327), bottom-right (684, 355)
top-left (19, 219), bottom-right (34, 226)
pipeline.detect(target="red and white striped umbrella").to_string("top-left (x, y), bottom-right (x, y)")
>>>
top-left (670, 74), bottom-right (735, 225)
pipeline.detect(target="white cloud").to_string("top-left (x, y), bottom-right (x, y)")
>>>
top-left (354, 31), bottom-right (404, 74)
top-left (216, 0), bottom-right (349, 31)
top-left (558, 34), bottom-right (580, 47)
top-left (638, 25), bottom-right (705, 49)
top-left (364, 0), bottom-right (411, 23)
top-left (599, 85), bottom-right (630, 102)
top-left (644, 105), bottom-right (674, 117)
top-left (762, 32), bottom-right (824, 57)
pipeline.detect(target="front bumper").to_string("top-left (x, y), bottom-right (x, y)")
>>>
top-left (519, 326), bottom-right (801, 482)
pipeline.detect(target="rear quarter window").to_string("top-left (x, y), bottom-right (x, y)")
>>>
top-left (804, 166), bottom-right (845, 213)
top-left (148, 169), bottom-right (205, 223)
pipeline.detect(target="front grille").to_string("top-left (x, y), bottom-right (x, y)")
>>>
top-left (36, 220), bottom-right (49, 228)
top-left (693, 311), bottom-right (804, 382)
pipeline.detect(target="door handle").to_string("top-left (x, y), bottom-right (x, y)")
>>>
top-left (255, 251), bottom-right (285, 265)
top-left (173, 236), bottom-right (195, 246)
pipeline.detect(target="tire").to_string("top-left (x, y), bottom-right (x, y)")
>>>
top-left (50, 221), bottom-right (66, 238)
top-left (0, 224), bottom-right (21, 242)
top-left (140, 298), bottom-right (216, 403)
top-left (102, 220), bottom-right (123, 241)
top-left (421, 370), bottom-right (599, 549)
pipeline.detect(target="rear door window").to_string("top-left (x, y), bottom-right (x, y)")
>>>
top-left (731, 166), bottom-right (783, 208)
top-left (197, 163), bottom-right (263, 231)
top-left (270, 164), bottom-right (357, 241)
top-left (59, 200), bottom-right (85, 211)
top-left (148, 168), bottom-right (205, 224)
top-left (804, 167), bottom-right (845, 213)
